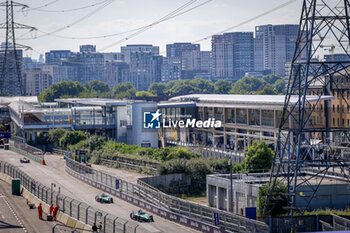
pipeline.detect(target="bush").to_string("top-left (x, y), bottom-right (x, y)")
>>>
top-left (48, 128), bottom-right (67, 147)
top-left (244, 141), bottom-right (274, 173)
top-left (257, 181), bottom-right (287, 217)
top-left (59, 130), bottom-right (87, 148)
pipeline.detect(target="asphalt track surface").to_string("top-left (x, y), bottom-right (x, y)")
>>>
top-left (0, 179), bottom-right (56, 233)
top-left (0, 149), bottom-right (198, 233)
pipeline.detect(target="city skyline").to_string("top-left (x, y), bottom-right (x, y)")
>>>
top-left (0, 0), bottom-right (302, 58)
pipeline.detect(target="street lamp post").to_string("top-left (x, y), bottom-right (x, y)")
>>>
top-left (51, 183), bottom-right (56, 205)
top-left (228, 158), bottom-right (233, 212)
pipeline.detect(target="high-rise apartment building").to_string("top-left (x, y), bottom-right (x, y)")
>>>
top-left (80, 45), bottom-right (96, 53)
top-left (161, 57), bottom-right (181, 82)
top-left (64, 52), bottom-right (105, 84)
top-left (45, 50), bottom-right (73, 65)
top-left (166, 43), bottom-right (200, 58)
top-left (103, 52), bottom-right (124, 63)
top-left (22, 57), bottom-right (44, 72)
top-left (129, 52), bottom-right (162, 91)
top-left (104, 61), bottom-right (130, 87)
top-left (23, 69), bottom-right (52, 96)
top-left (121, 45), bottom-right (159, 64)
top-left (254, 24), bottom-right (299, 76)
top-left (212, 32), bottom-right (254, 81)
top-left (42, 64), bottom-right (78, 84)
top-left (181, 50), bottom-right (211, 72)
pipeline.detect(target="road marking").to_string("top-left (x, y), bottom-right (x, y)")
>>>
top-left (3, 197), bottom-right (27, 233)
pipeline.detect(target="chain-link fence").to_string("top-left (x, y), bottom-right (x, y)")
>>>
top-left (66, 158), bottom-right (269, 233)
top-left (0, 161), bottom-right (139, 233)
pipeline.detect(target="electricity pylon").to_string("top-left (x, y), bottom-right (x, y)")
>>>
top-left (0, 0), bottom-right (36, 96)
top-left (265, 0), bottom-right (350, 220)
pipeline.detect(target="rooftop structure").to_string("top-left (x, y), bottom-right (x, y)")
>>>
top-left (158, 94), bottom-right (334, 153)
top-left (207, 171), bottom-right (350, 215)
top-left (9, 97), bottom-right (158, 148)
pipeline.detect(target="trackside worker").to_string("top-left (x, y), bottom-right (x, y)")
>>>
top-left (49, 204), bottom-right (54, 216)
top-left (98, 222), bottom-right (102, 232)
top-left (92, 223), bottom-right (98, 233)
top-left (52, 205), bottom-right (59, 221)
top-left (37, 203), bottom-right (43, 219)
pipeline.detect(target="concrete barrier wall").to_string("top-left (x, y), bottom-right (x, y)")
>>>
top-left (0, 170), bottom-right (90, 232)
top-left (66, 167), bottom-right (227, 233)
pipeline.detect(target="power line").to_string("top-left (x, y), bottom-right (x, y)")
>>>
top-left (19, 0), bottom-right (200, 41)
top-left (19, 0), bottom-right (115, 40)
top-left (192, 0), bottom-right (296, 44)
top-left (24, 0), bottom-right (111, 13)
top-left (25, 0), bottom-right (60, 11)
top-left (99, 0), bottom-right (212, 51)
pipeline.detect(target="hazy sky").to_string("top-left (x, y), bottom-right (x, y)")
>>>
top-left (0, 0), bottom-right (303, 58)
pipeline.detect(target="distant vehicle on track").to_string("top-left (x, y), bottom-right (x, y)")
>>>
top-left (130, 209), bottom-right (154, 222)
top-left (20, 158), bottom-right (30, 163)
top-left (95, 193), bottom-right (113, 203)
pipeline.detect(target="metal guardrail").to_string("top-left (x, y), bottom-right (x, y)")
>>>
top-left (320, 220), bottom-right (333, 231)
top-left (332, 214), bottom-right (350, 231)
top-left (100, 158), bottom-right (158, 173)
top-left (166, 139), bottom-right (245, 162)
top-left (10, 137), bottom-right (44, 164)
top-left (0, 161), bottom-right (139, 233)
top-left (66, 158), bottom-right (269, 233)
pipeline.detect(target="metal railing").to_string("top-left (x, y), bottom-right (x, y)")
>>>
top-left (0, 160), bottom-right (139, 233)
top-left (100, 158), bottom-right (158, 173)
top-left (66, 158), bottom-right (269, 233)
top-left (10, 136), bottom-right (44, 163)
top-left (167, 139), bottom-right (245, 162)
top-left (332, 214), bottom-right (350, 231)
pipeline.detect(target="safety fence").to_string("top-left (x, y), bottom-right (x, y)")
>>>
top-left (0, 161), bottom-right (139, 233)
top-left (332, 214), bottom-right (350, 230)
top-left (10, 136), bottom-right (44, 163)
top-left (166, 139), bottom-right (245, 163)
top-left (100, 158), bottom-right (158, 174)
top-left (66, 158), bottom-right (269, 233)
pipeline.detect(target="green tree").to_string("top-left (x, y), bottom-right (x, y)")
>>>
top-left (273, 79), bottom-right (285, 94)
top-left (136, 91), bottom-right (155, 97)
top-left (85, 80), bottom-right (110, 93)
top-left (214, 80), bottom-right (232, 94)
top-left (112, 82), bottom-right (136, 99)
top-left (262, 75), bottom-right (280, 85)
top-left (59, 130), bottom-right (88, 147)
top-left (48, 128), bottom-right (67, 147)
top-left (149, 83), bottom-right (168, 96)
top-left (244, 141), bottom-right (274, 173)
top-left (0, 90), bottom-right (11, 96)
top-left (257, 86), bottom-right (277, 95)
top-left (257, 181), bottom-right (287, 216)
top-left (190, 78), bottom-right (214, 93)
top-left (38, 80), bottom-right (86, 102)
top-left (229, 76), bottom-right (264, 94)
top-left (170, 81), bottom-right (197, 95)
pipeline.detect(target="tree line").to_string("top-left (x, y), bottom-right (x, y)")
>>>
top-left (38, 75), bottom-right (285, 102)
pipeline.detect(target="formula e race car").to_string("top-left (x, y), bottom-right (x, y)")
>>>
top-left (20, 157), bottom-right (30, 163)
top-left (130, 210), bottom-right (154, 222)
top-left (95, 193), bottom-right (113, 203)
